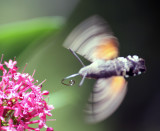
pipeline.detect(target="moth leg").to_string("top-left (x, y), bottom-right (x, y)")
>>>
top-left (69, 48), bottom-right (85, 67)
top-left (79, 73), bottom-right (87, 87)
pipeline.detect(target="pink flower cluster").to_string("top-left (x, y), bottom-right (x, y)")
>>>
top-left (0, 57), bottom-right (54, 131)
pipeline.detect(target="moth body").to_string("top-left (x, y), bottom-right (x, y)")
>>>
top-left (79, 55), bottom-right (146, 79)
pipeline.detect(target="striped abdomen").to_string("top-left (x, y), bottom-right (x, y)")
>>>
top-left (79, 55), bottom-right (146, 79)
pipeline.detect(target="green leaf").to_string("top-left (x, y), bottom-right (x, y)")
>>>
top-left (0, 16), bottom-right (64, 60)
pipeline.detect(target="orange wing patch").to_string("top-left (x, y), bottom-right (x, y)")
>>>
top-left (85, 76), bottom-right (127, 123)
top-left (111, 76), bottom-right (126, 93)
top-left (93, 38), bottom-right (119, 60)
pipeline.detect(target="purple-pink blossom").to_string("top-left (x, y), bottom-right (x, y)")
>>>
top-left (0, 56), bottom-right (54, 131)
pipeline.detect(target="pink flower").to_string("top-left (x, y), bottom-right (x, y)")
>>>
top-left (0, 55), bottom-right (54, 131)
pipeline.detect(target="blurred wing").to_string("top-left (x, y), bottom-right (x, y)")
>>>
top-left (85, 76), bottom-right (127, 123)
top-left (63, 15), bottom-right (119, 62)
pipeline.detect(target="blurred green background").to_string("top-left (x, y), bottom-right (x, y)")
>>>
top-left (0, 0), bottom-right (159, 131)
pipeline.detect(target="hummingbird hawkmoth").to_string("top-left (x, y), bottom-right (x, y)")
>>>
top-left (61, 15), bottom-right (146, 123)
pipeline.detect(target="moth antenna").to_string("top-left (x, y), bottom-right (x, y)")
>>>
top-left (61, 73), bottom-right (79, 86)
top-left (79, 73), bottom-right (87, 87)
top-left (69, 48), bottom-right (85, 67)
